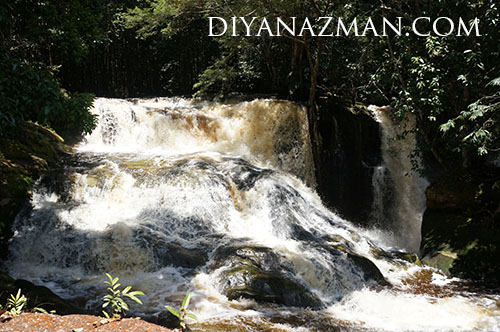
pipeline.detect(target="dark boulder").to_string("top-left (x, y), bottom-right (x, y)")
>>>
top-left (0, 270), bottom-right (84, 315)
top-left (420, 167), bottom-right (500, 287)
top-left (213, 245), bottom-right (323, 309)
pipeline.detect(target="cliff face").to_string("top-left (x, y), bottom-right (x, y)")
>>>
top-left (0, 121), bottom-right (69, 257)
top-left (316, 101), bottom-right (381, 226)
top-left (421, 167), bottom-right (500, 286)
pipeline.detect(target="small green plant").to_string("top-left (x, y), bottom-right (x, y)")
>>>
top-left (33, 307), bottom-right (55, 314)
top-left (1, 289), bottom-right (50, 316)
top-left (102, 273), bottom-right (144, 319)
top-left (6, 289), bottom-right (27, 315)
top-left (165, 292), bottom-right (198, 330)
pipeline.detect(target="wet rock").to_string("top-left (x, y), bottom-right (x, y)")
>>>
top-left (421, 168), bottom-right (500, 286)
top-left (162, 242), bottom-right (208, 269)
top-left (147, 310), bottom-right (180, 329)
top-left (388, 251), bottom-right (423, 266)
top-left (225, 158), bottom-right (273, 191)
top-left (346, 253), bottom-right (389, 285)
top-left (425, 177), bottom-right (477, 210)
top-left (421, 249), bottom-right (457, 275)
top-left (0, 121), bottom-right (69, 257)
top-left (322, 244), bottom-right (388, 286)
top-left (0, 271), bottom-right (84, 315)
top-left (213, 245), bottom-right (323, 308)
top-left (316, 101), bottom-right (382, 226)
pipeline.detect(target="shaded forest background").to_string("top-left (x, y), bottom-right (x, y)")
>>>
top-left (1, 0), bottom-right (499, 170)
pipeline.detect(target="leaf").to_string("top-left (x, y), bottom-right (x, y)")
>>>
top-left (34, 307), bottom-right (48, 314)
top-left (125, 293), bottom-right (143, 305)
top-left (487, 77), bottom-right (500, 87)
top-left (129, 290), bottom-right (145, 296)
top-left (440, 120), bottom-right (455, 132)
top-left (121, 302), bottom-right (129, 311)
top-left (181, 292), bottom-right (191, 310)
top-left (186, 312), bottom-right (198, 321)
top-left (117, 297), bottom-right (127, 307)
top-left (165, 306), bottom-right (180, 318)
top-left (478, 146), bottom-right (488, 155)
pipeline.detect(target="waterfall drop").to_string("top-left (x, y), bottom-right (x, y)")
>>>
top-left (369, 106), bottom-right (429, 253)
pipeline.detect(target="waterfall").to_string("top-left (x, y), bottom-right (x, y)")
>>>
top-left (5, 98), bottom-right (499, 332)
top-left (369, 106), bottom-right (429, 253)
top-left (81, 98), bottom-right (316, 186)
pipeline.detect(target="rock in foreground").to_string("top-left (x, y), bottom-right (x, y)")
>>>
top-left (0, 313), bottom-right (172, 332)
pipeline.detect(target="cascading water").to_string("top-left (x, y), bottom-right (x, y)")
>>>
top-left (369, 106), bottom-right (429, 253)
top-left (5, 98), bottom-right (500, 332)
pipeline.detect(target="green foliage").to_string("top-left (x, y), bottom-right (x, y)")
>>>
top-left (0, 0), bottom-right (99, 138)
top-left (3, 0), bottom-right (499, 169)
top-left (360, 0), bottom-right (500, 169)
top-left (33, 307), bottom-right (49, 314)
top-left (448, 77), bottom-right (500, 156)
top-left (1, 0), bottom-right (102, 63)
top-left (102, 273), bottom-right (145, 319)
top-left (0, 49), bottom-right (96, 138)
top-left (5, 289), bottom-right (27, 316)
top-left (165, 292), bottom-right (198, 330)
top-left (193, 58), bottom-right (238, 98)
top-left (0, 288), bottom-right (55, 316)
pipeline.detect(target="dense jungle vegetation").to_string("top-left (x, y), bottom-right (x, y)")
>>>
top-left (1, 0), bottom-right (498, 169)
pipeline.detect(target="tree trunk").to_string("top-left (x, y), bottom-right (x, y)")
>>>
top-left (306, 38), bottom-right (324, 183)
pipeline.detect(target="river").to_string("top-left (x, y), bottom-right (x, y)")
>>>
top-left (6, 98), bottom-right (500, 331)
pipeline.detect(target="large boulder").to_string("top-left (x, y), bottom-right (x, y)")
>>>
top-left (213, 245), bottom-right (323, 308)
top-left (0, 121), bottom-right (69, 258)
top-left (420, 167), bottom-right (500, 286)
top-left (212, 242), bottom-right (387, 309)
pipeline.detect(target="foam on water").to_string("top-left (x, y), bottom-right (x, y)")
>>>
top-left (6, 98), bottom-right (499, 332)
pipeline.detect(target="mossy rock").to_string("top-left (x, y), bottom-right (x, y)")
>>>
top-left (0, 121), bottom-right (69, 257)
top-left (213, 245), bottom-right (323, 308)
top-left (421, 209), bottom-right (500, 285)
top-left (421, 250), bottom-right (457, 275)
top-left (0, 162), bottom-right (33, 250)
top-left (421, 168), bottom-right (500, 286)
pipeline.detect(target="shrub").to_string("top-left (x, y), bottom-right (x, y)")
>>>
top-left (0, 48), bottom-right (96, 139)
top-left (102, 273), bottom-right (145, 319)
top-left (165, 292), bottom-right (198, 330)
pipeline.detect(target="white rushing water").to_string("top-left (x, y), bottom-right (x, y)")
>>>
top-left (6, 98), bottom-right (500, 332)
top-left (369, 106), bottom-right (429, 253)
